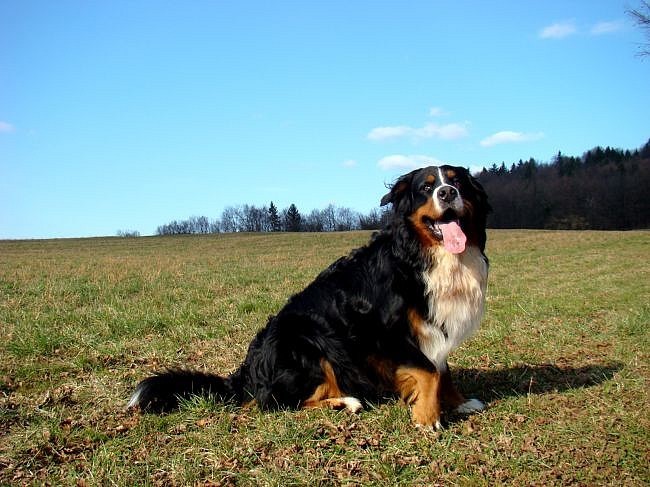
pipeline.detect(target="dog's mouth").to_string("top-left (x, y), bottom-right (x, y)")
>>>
top-left (423, 210), bottom-right (467, 254)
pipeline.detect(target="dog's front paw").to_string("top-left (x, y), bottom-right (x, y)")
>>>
top-left (454, 398), bottom-right (485, 414)
top-left (415, 420), bottom-right (443, 431)
top-left (411, 406), bottom-right (443, 431)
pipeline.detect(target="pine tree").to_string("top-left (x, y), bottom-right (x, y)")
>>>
top-left (640, 138), bottom-right (650, 159)
top-left (268, 202), bottom-right (281, 232)
top-left (285, 204), bottom-right (302, 232)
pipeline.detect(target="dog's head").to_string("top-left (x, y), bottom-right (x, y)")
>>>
top-left (381, 165), bottom-right (489, 252)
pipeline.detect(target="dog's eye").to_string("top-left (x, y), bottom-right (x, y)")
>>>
top-left (423, 184), bottom-right (433, 193)
top-left (452, 178), bottom-right (461, 188)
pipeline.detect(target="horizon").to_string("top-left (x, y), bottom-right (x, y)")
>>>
top-left (2, 1), bottom-right (649, 239)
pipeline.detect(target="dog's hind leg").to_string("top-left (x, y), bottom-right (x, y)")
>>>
top-left (301, 359), bottom-right (363, 413)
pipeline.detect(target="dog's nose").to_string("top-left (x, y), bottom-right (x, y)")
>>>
top-left (437, 185), bottom-right (458, 203)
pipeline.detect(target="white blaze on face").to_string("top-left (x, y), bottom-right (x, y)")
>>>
top-left (432, 167), bottom-right (464, 214)
top-left (437, 167), bottom-right (446, 185)
top-left (432, 167), bottom-right (466, 254)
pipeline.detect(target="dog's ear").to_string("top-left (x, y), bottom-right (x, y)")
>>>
top-left (380, 171), bottom-right (415, 207)
top-left (467, 171), bottom-right (490, 210)
top-left (467, 171), bottom-right (485, 195)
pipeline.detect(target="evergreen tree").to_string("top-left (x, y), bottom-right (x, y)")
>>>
top-left (523, 158), bottom-right (537, 180)
top-left (556, 151), bottom-right (565, 176)
top-left (285, 204), bottom-right (302, 232)
top-left (640, 138), bottom-right (650, 158)
top-left (268, 201), bottom-right (281, 232)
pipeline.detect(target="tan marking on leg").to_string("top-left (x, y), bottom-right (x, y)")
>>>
top-left (395, 366), bottom-right (441, 428)
top-left (302, 359), bottom-right (361, 412)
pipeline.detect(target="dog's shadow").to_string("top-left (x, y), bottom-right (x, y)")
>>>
top-left (455, 361), bottom-right (622, 405)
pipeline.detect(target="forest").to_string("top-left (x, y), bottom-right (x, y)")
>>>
top-left (151, 139), bottom-right (650, 235)
top-left (479, 139), bottom-right (650, 230)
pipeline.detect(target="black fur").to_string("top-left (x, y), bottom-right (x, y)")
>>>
top-left (128, 165), bottom-right (489, 414)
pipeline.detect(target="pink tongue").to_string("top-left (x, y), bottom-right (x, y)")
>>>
top-left (439, 221), bottom-right (466, 254)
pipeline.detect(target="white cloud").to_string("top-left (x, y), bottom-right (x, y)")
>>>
top-left (0, 121), bottom-right (15, 133)
top-left (428, 106), bottom-right (448, 117)
top-left (418, 122), bottom-right (469, 140)
top-left (539, 22), bottom-right (577, 39)
top-left (367, 125), bottom-right (412, 141)
top-left (377, 154), bottom-right (444, 171)
top-left (368, 122), bottom-right (468, 141)
top-left (480, 131), bottom-right (545, 147)
top-left (342, 159), bottom-right (357, 168)
top-left (591, 20), bottom-right (624, 35)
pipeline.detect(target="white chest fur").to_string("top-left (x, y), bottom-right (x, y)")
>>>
top-left (418, 245), bottom-right (488, 371)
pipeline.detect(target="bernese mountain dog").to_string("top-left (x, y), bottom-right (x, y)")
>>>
top-left (128, 165), bottom-right (490, 429)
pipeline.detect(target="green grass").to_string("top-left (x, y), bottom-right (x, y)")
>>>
top-left (1, 230), bottom-right (648, 485)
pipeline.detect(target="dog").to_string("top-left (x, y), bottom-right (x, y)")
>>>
top-left (128, 165), bottom-right (490, 429)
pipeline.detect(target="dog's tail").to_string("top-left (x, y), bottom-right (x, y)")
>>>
top-left (127, 368), bottom-right (247, 413)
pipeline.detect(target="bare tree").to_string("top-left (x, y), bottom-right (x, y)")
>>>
top-left (359, 208), bottom-right (386, 230)
top-left (241, 205), bottom-right (269, 232)
top-left (628, 0), bottom-right (650, 57)
top-left (303, 209), bottom-right (325, 232)
top-left (116, 229), bottom-right (140, 238)
top-left (322, 204), bottom-right (337, 232)
top-left (334, 207), bottom-right (359, 231)
top-left (220, 206), bottom-right (243, 232)
top-left (189, 215), bottom-right (210, 234)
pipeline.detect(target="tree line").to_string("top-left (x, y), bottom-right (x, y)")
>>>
top-left (155, 203), bottom-right (389, 235)
top-left (148, 138), bottom-right (649, 236)
top-left (478, 139), bottom-right (650, 230)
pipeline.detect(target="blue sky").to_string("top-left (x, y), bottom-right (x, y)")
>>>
top-left (1, 1), bottom-right (649, 239)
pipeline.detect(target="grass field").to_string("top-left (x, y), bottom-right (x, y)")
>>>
top-left (1, 230), bottom-right (648, 486)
